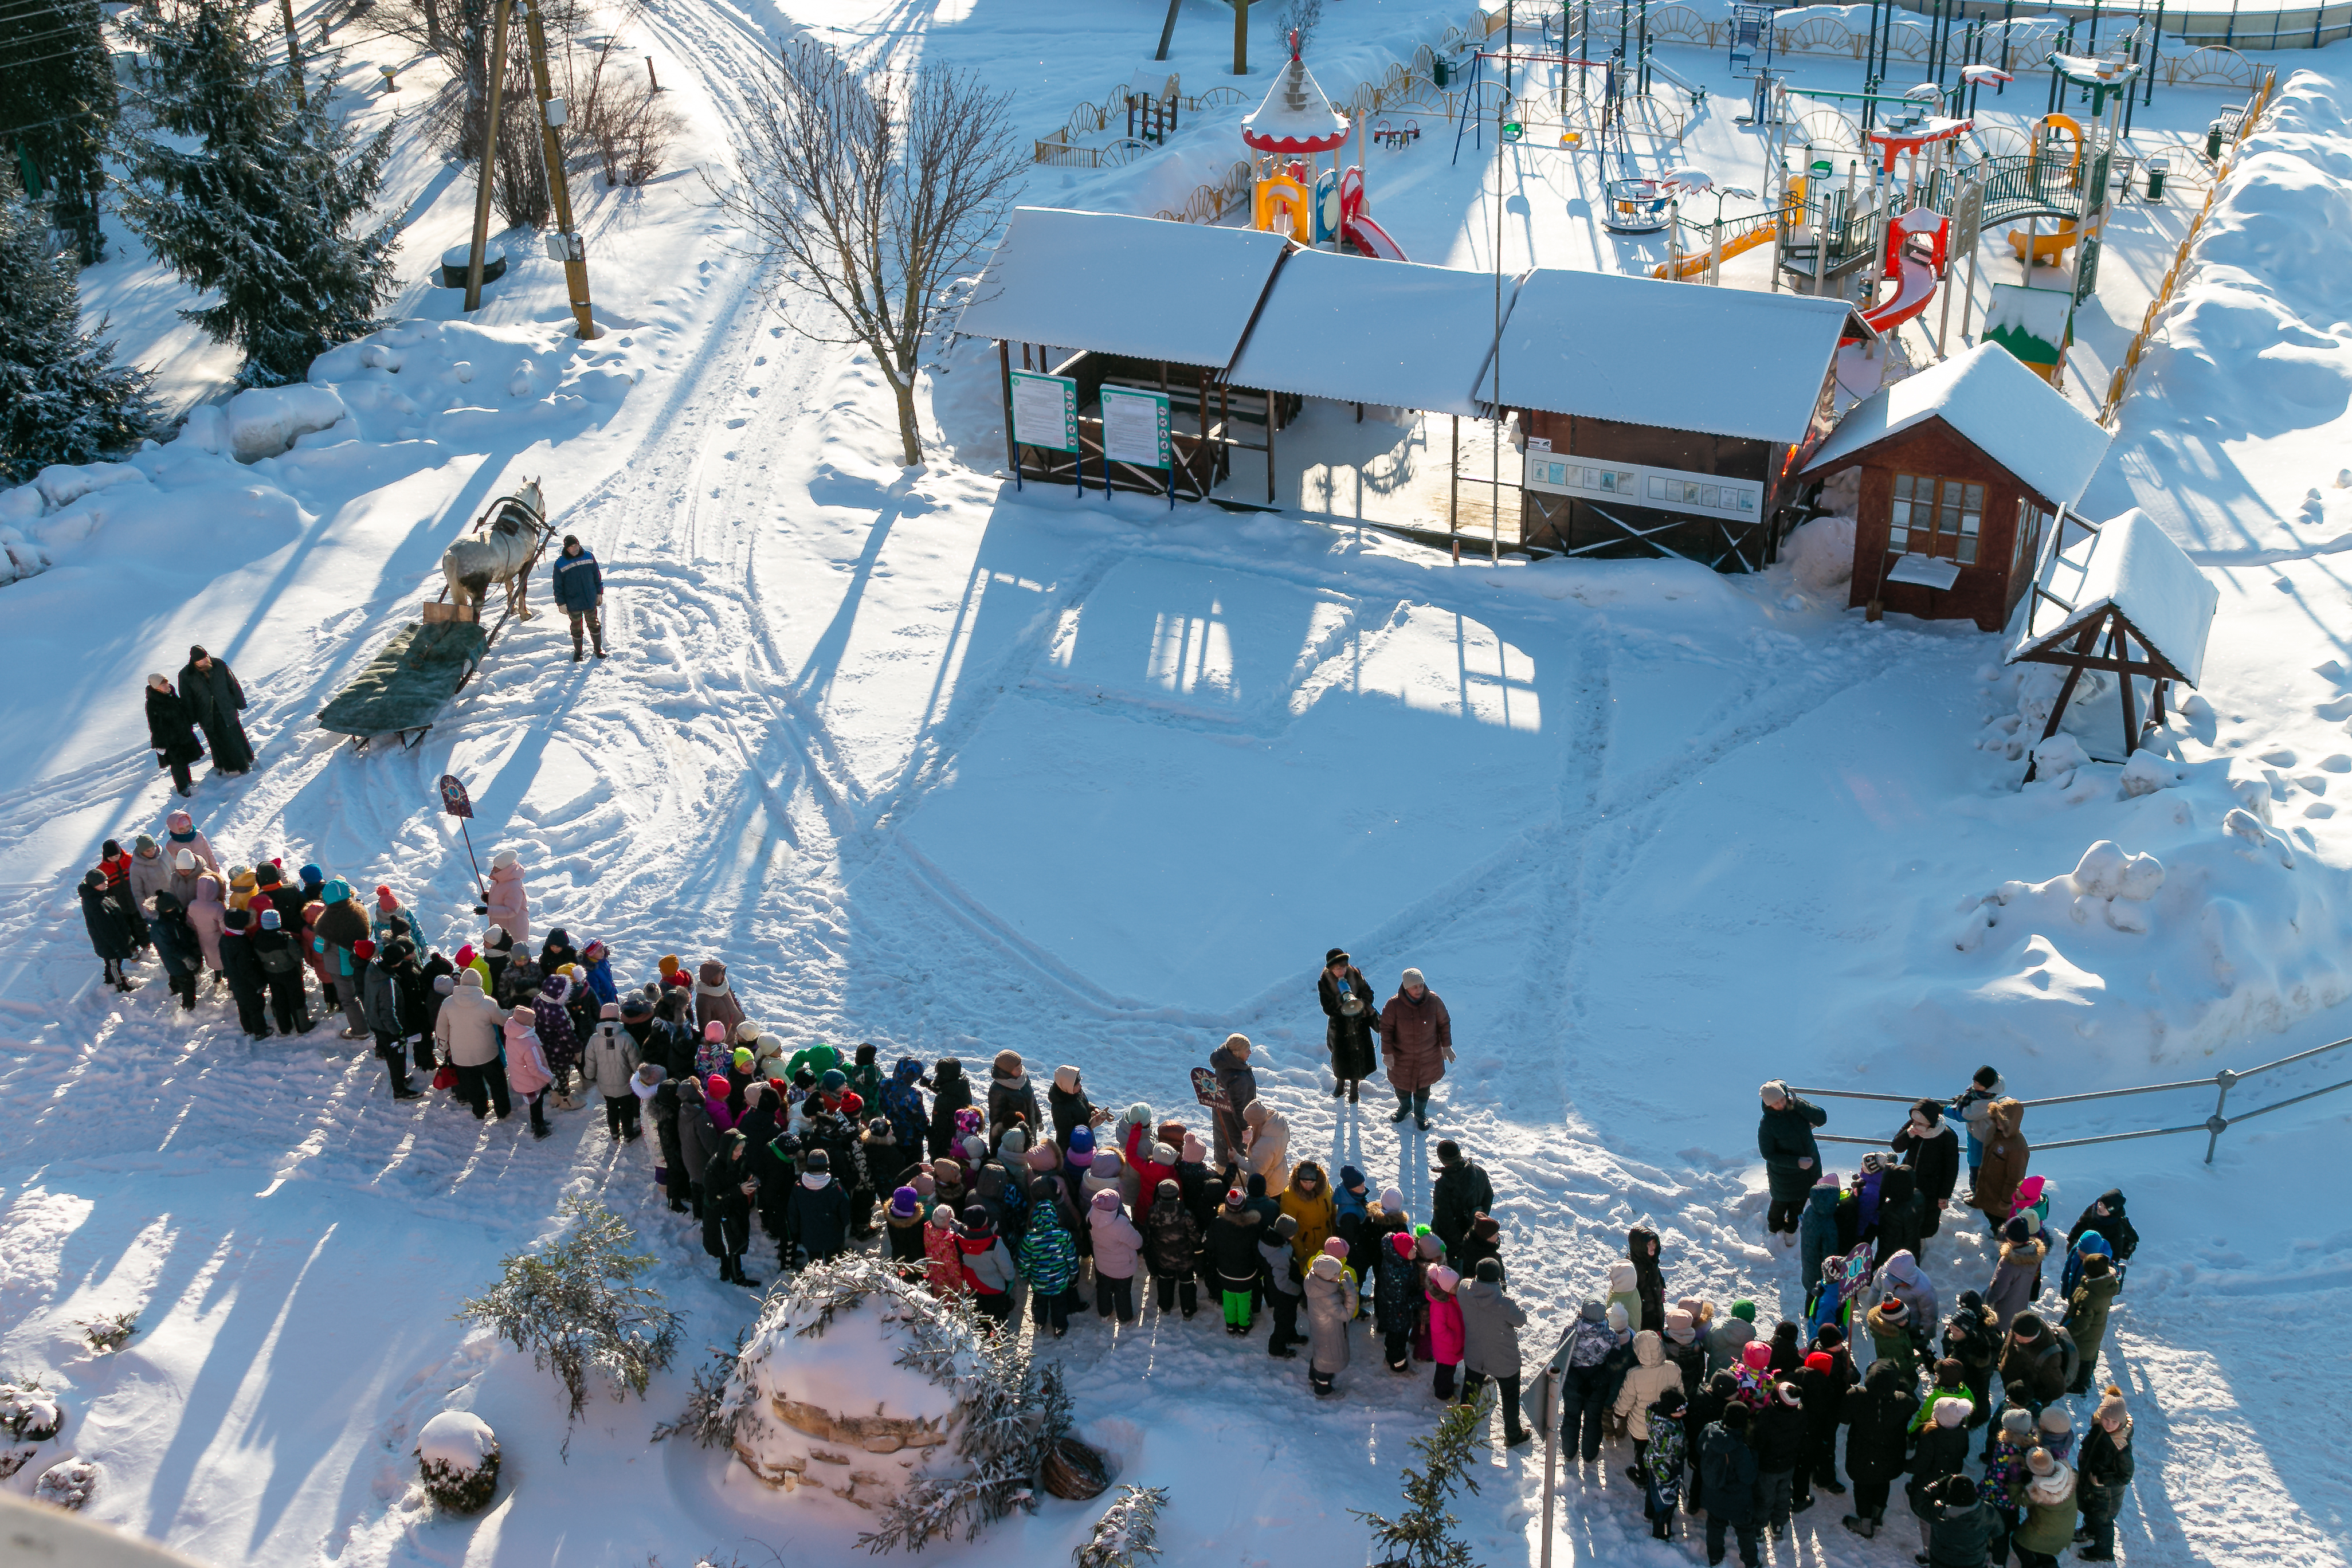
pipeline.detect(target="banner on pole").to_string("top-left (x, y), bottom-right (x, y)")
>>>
top-left (438, 774), bottom-right (476, 819)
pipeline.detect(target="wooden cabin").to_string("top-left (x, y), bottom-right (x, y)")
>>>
top-left (1487, 270), bottom-right (1867, 571)
top-left (1799, 342), bottom-right (2112, 631)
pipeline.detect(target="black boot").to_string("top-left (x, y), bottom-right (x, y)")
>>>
top-left (1347, 1080), bottom-right (1359, 1103)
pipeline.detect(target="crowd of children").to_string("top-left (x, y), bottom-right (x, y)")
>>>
top-left (75, 817), bottom-right (2147, 1561)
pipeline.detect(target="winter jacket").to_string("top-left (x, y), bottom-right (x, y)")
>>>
top-left (1795, 1352), bottom-right (1849, 1433)
top-left (532, 973), bottom-right (582, 1074)
top-left (552, 546), bottom-right (603, 611)
top-left (2013, 1461), bottom-right (2079, 1554)
top-left (1970, 1099), bottom-right (2030, 1220)
top-left (1142, 1199), bottom-right (1201, 1276)
top-left (958, 1230), bottom-right (1015, 1296)
top-left (1377, 986), bottom-right (1452, 1093)
top-left (148, 895), bottom-right (201, 978)
top-left (484, 860), bottom-right (530, 944)
top-left (1863, 1299), bottom-right (1920, 1384)
top-left (1018, 1210), bottom-right (1080, 1294)
top-left (786, 1175), bottom-right (852, 1261)
top-left (1942, 1297), bottom-right (2001, 1381)
top-left (986, 1068), bottom-right (1041, 1142)
top-left (2064, 1270), bottom-right (2120, 1358)
top-left (701, 1139), bottom-right (756, 1257)
top-left (2077, 1419), bottom-right (2134, 1505)
top-left (1645, 1409), bottom-right (1687, 1504)
top-left (1706, 1312), bottom-right (1755, 1378)
top-left (1758, 1095), bottom-right (1828, 1202)
top-left (1613, 1332), bottom-right (1683, 1438)
top-left (185, 876), bottom-right (226, 970)
top-left (878, 1059), bottom-right (927, 1147)
top-left (1699, 1422), bottom-right (1761, 1523)
top-left (1922, 1481), bottom-right (1997, 1568)
top-left (1371, 1230), bottom-right (1418, 1335)
top-left (693, 963), bottom-right (744, 1039)
top-left (1244, 1106), bottom-right (1289, 1193)
top-left (923, 1220), bottom-right (965, 1296)
top-left (2068, 1190), bottom-right (2139, 1263)
top-left (1875, 1250), bottom-right (1939, 1332)
top-left (1304, 1263), bottom-right (1358, 1373)
top-left (1048, 1071), bottom-right (1096, 1148)
top-left (2000, 1320), bottom-right (2078, 1404)
top-left (1906, 1420), bottom-right (1971, 1509)
top-left (1089, 1191), bottom-right (1144, 1279)
top-left (146, 683), bottom-right (205, 767)
top-left (1985, 1237), bottom-right (2047, 1334)
top-left (127, 846), bottom-right (173, 912)
top-left (178, 656), bottom-right (246, 732)
top-left (580, 1020), bottom-right (639, 1094)
top-left (1319, 966), bottom-right (1380, 1081)
top-left (1206, 1210), bottom-right (1264, 1290)
top-left (1430, 1157), bottom-right (1495, 1254)
top-left (504, 1018), bottom-right (553, 1095)
top-left (1457, 1277), bottom-right (1526, 1377)
top-left (1840, 1359), bottom-right (1920, 1483)
top-left (79, 879), bottom-right (140, 962)
top-left (926, 1060), bottom-right (973, 1157)
top-left (1751, 1397), bottom-right (1807, 1473)
top-left (1872, 1166), bottom-right (1926, 1267)
top-left (1628, 1228), bottom-right (1667, 1332)
top-left (1279, 1169), bottom-right (1337, 1267)
top-left (1894, 1116), bottom-right (1962, 1209)
top-left (434, 975), bottom-right (504, 1067)
top-left (362, 959), bottom-right (402, 1036)
top-left (1208, 1041), bottom-right (1257, 1119)
top-left (1257, 1232), bottom-right (1302, 1296)
top-left (1427, 1284), bottom-right (1465, 1365)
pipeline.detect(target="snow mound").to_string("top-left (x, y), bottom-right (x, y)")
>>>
top-left (226, 383), bottom-right (351, 462)
top-left (0, 1381), bottom-right (63, 1441)
top-left (417, 1409), bottom-right (496, 1472)
top-left (1784, 513), bottom-right (1857, 592)
top-left (34, 1457), bottom-right (97, 1510)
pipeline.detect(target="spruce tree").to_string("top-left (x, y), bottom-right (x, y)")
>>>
top-left (0, 198), bottom-right (154, 482)
top-left (0, 0), bottom-right (119, 263)
top-left (116, 0), bottom-right (398, 387)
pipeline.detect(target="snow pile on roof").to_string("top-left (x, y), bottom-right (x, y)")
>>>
top-left (955, 207), bottom-right (1291, 369)
top-left (1228, 251), bottom-right (1505, 414)
top-left (1240, 42), bottom-right (1350, 152)
top-left (2010, 508), bottom-right (2219, 685)
top-left (1802, 340), bottom-right (2110, 508)
top-left (416, 1409), bottom-right (497, 1472)
top-left (1492, 269), bottom-right (1856, 441)
top-left (2079, 67), bottom-right (2352, 556)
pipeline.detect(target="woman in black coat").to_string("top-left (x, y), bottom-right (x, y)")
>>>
top-left (144, 675), bottom-right (205, 796)
top-left (79, 870), bottom-right (141, 990)
top-left (701, 1132), bottom-right (759, 1287)
top-left (1629, 1226), bottom-right (1667, 1333)
top-left (178, 646), bottom-right (254, 774)
top-left (926, 1058), bottom-right (973, 1158)
top-left (1318, 950), bottom-right (1380, 1102)
top-left (1839, 1358), bottom-right (1921, 1537)
top-left (150, 891), bottom-right (205, 1009)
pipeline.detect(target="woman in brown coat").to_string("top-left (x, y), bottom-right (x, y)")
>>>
top-left (1377, 967), bottom-right (1453, 1130)
top-left (1969, 1099), bottom-right (2030, 1233)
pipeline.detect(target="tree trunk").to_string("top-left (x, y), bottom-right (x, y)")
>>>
top-left (1233, 0), bottom-right (1249, 74)
top-left (890, 374), bottom-right (923, 467)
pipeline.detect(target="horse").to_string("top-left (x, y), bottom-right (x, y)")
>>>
top-left (441, 480), bottom-right (546, 622)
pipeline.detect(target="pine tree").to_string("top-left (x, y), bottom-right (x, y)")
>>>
top-left (0, 0), bottom-right (119, 263)
top-left (0, 198), bottom-right (154, 481)
top-left (116, 0), bottom-right (398, 387)
top-left (1351, 1393), bottom-right (1489, 1568)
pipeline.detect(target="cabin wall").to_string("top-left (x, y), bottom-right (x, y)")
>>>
top-left (1517, 410), bottom-right (1785, 571)
top-left (1837, 418), bottom-right (2047, 633)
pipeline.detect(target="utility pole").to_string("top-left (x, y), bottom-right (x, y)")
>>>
top-left (1233, 0), bottom-right (1249, 76)
top-left (463, 0), bottom-right (515, 312)
top-left (521, 0), bottom-right (597, 338)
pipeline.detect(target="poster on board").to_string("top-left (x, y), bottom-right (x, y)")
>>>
top-left (1099, 387), bottom-right (1171, 470)
top-left (1009, 371), bottom-right (1079, 454)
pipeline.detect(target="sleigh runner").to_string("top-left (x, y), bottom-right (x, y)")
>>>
top-left (316, 482), bottom-right (558, 750)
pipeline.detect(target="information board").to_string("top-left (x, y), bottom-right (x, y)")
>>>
top-left (1524, 451), bottom-right (1763, 519)
top-left (1099, 387), bottom-right (1171, 469)
top-left (1009, 371), bottom-right (1079, 454)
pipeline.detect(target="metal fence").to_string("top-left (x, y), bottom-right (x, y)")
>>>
top-left (1794, 1036), bottom-right (2352, 1163)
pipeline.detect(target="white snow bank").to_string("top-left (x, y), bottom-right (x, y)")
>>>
top-left (226, 383), bottom-right (351, 462)
top-left (1784, 513), bottom-right (1857, 592)
top-left (416, 1409), bottom-right (496, 1471)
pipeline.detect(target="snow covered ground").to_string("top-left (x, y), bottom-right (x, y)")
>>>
top-left (7, 0), bottom-right (2352, 1565)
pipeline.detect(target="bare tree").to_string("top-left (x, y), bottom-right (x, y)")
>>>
top-left (716, 41), bottom-right (1026, 467)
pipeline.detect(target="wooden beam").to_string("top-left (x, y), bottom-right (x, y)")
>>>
top-left (2022, 613), bottom-right (2107, 783)
top-left (2114, 619), bottom-right (2141, 756)
top-left (2008, 651), bottom-right (2181, 681)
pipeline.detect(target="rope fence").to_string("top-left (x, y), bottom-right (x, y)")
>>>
top-left (1793, 1034), bottom-right (2352, 1163)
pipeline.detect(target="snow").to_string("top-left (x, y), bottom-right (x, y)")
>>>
top-left (955, 208), bottom-right (1292, 368)
top-left (1228, 250), bottom-right (1505, 416)
top-left (1486, 269), bottom-right (1857, 441)
top-left (2012, 509), bottom-right (2223, 687)
top-left (413, 1410), bottom-right (495, 1472)
top-left (1783, 512), bottom-right (1858, 592)
top-left (1239, 48), bottom-right (1351, 153)
top-left (10, 6), bottom-right (2352, 1568)
top-left (1801, 341), bottom-right (2114, 509)
top-left (224, 385), bottom-right (352, 464)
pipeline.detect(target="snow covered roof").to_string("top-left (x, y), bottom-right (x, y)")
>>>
top-left (1241, 44), bottom-right (1350, 152)
top-left (1799, 340), bottom-right (2110, 507)
top-left (954, 208), bottom-right (1293, 369)
top-left (1481, 269), bottom-right (1860, 442)
top-left (2008, 508), bottom-right (2218, 685)
top-left (1227, 251), bottom-right (1510, 415)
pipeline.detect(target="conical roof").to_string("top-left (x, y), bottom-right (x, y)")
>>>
top-left (1241, 32), bottom-right (1350, 154)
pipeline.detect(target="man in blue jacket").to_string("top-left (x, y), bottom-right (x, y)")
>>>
top-left (552, 535), bottom-right (606, 661)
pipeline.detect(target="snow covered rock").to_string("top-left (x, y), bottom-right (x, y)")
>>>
top-left (2032, 732), bottom-right (2091, 783)
top-left (416, 1409), bottom-right (500, 1514)
top-left (0, 1381), bottom-right (63, 1441)
top-left (33, 1457), bottom-right (97, 1510)
top-left (2118, 749), bottom-right (2179, 797)
top-left (226, 383), bottom-right (350, 462)
top-left (1783, 513), bottom-right (1857, 592)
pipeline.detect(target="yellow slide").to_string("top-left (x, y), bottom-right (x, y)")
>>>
top-left (2006, 114), bottom-right (2084, 266)
top-left (1653, 221), bottom-right (1778, 280)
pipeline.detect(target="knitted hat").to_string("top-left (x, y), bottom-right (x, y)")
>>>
top-left (934, 1159), bottom-right (962, 1182)
top-left (1475, 1258), bottom-right (1502, 1283)
top-left (1665, 1307), bottom-right (1692, 1335)
top-left (621, 994), bottom-right (652, 1019)
top-left (820, 1069), bottom-right (848, 1093)
top-left (1181, 1133), bottom-right (1205, 1163)
top-left (1025, 1145), bottom-right (1060, 1174)
top-left (2011, 1311), bottom-right (2046, 1337)
top-left (1053, 1065), bottom-right (1081, 1093)
top-left (1339, 1164), bottom-right (1366, 1190)
top-left (1379, 1186), bottom-right (1404, 1213)
top-left (174, 849), bottom-right (196, 870)
top-left (1945, 1476), bottom-right (1979, 1506)
top-left (1742, 1342), bottom-right (1771, 1370)
top-left (1877, 1295), bottom-right (1908, 1323)
top-left (2095, 1386), bottom-right (2128, 1426)
top-left (2025, 1448), bottom-right (2056, 1477)
top-left (1242, 1100), bottom-right (1269, 1128)
top-left (1091, 1150), bottom-right (1121, 1178)
top-left (1001, 1126), bottom-right (1029, 1157)
top-left (223, 908), bottom-right (250, 932)
top-left (736, 1021), bottom-right (762, 1044)
top-left (2039, 1405), bottom-right (2073, 1434)
top-left (600, 1002), bottom-right (620, 1020)
top-left (376, 885), bottom-right (397, 911)
top-left (1816, 1323), bottom-right (1845, 1347)
top-left (134, 834), bottom-right (157, 854)
top-left (913, 1173), bottom-right (936, 1197)
top-left (1031, 1176), bottom-right (1063, 1202)
top-left (1401, 967), bottom-right (1425, 987)
top-left (868, 1117), bottom-right (891, 1138)
top-left (491, 849), bottom-right (518, 869)
top-left (701, 1021), bottom-right (725, 1043)
top-left (658, 955), bottom-right (680, 978)
top-left (992, 1048), bottom-right (1023, 1076)
top-left (959, 1205), bottom-right (991, 1234)
top-left (1804, 1351), bottom-right (1833, 1374)
top-left (2084, 1254), bottom-right (2114, 1277)
top-left (838, 1092), bottom-right (863, 1119)
top-left (1151, 1143), bottom-right (1178, 1166)
top-left (1273, 1214), bottom-right (1299, 1238)
top-left (2000, 1407), bottom-right (2035, 1436)
top-left (352, 938), bottom-right (376, 960)
top-left (1322, 1237), bottom-right (1349, 1257)
top-left (930, 1205), bottom-right (954, 1227)
top-left (299, 863), bottom-right (322, 884)
top-left (1224, 1189), bottom-right (1245, 1209)
top-left (1430, 1265), bottom-right (1459, 1292)
top-left (1155, 1178), bottom-right (1180, 1199)
top-left (732, 1047), bottom-right (754, 1071)
top-left (1730, 1300), bottom-right (1757, 1323)
top-left (706, 1075), bottom-right (730, 1099)
top-left (1069, 1124), bottom-right (1096, 1158)
top-left (1415, 1233), bottom-right (1445, 1261)
top-left (258, 908), bottom-right (281, 929)
top-left (1722, 1404), bottom-right (1750, 1430)
top-left (1156, 1120), bottom-right (1187, 1150)
top-left (1310, 1255), bottom-right (1343, 1280)
top-left (1934, 1397), bottom-right (1970, 1429)
top-left (1606, 1303), bottom-right (1629, 1332)
top-left (1435, 1139), bottom-right (1462, 1164)
top-left (2004, 1216), bottom-right (2032, 1244)
top-left (806, 1148), bottom-right (830, 1173)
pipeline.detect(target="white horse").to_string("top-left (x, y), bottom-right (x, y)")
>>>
top-left (441, 480), bottom-right (546, 621)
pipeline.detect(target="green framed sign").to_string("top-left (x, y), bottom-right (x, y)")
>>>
top-left (1009, 370), bottom-right (1078, 454)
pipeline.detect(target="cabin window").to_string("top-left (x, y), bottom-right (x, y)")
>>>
top-left (2014, 500), bottom-right (2051, 579)
top-left (1889, 473), bottom-right (1985, 564)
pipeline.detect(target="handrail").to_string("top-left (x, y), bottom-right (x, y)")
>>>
top-left (1792, 1032), bottom-right (2352, 1163)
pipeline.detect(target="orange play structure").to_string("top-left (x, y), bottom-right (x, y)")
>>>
top-left (2006, 114), bottom-right (2084, 266)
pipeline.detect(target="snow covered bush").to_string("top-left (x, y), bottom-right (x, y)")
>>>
top-left (82, 1312), bottom-right (136, 1353)
top-left (1, 1378), bottom-right (63, 1441)
top-left (665, 1253), bottom-right (1071, 1550)
top-left (34, 1456), bottom-right (97, 1510)
top-left (1073, 1484), bottom-right (1169, 1568)
top-left (416, 1410), bottom-right (500, 1514)
top-left (1352, 1392), bottom-right (1488, 1568)
top-left (456, 1198), bottom-right (680, 1424)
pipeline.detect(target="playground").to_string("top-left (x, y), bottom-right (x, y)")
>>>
top-left (978, 6), bottom-right (2268, 555)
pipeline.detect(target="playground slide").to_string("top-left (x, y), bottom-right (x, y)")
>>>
top-left (1653, 221), bottom-right (1777, 280)
top-left (1859, 253), bottom-right (1938, 336)
top-left (1343, 210), bottom-right (1409, 260)
top-left (2007, 217), bottom-right (2081, 266)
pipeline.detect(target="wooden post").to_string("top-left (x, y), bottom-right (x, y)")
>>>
top-left (1234, 0), bottom-right (1249, 76)
top-left (463, 0), bottom-right (515, 312)
top-left (999, 339), bottom-right (1017, 476)
top-left (1265, 391), bottom-right (1277, 504)
top-left (2114, 620), bottom-right (2141, 755)
top-left (1450, 414), bottom-right (1460, 531)
top-left (280, 0), bottom-right (303, 76)
top-left (522, 0), bottom-right (597, 338)
top-left (1199, 367), bottom-right (1210, 496)
top-left (2021, 616), bottom-right (2105, 782)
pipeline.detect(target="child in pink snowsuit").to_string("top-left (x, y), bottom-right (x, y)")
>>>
top-left (1428, 1264), bottom-right (1466, 1401)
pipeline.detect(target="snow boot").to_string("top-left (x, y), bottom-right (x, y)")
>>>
top-left (1331, 1079), bottom-right (1344, 1097)
top-left (1389, 1104), bottom-right (1410, 1124)
top-left (573, 649), bottom-right (583, 663)
top-left (1841, 1515), bottom-right (1875, 1538)
top-left (1415, 1115), bottom-right (1432, 1131)
top-left (1347, 1080), bottom-right (1359, 1103)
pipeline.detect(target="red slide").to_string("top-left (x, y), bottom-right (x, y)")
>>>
top-left (1845, 207), bottom-right (1947, 343)
top-left (1338, 168), bottom-right (1410, 261)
